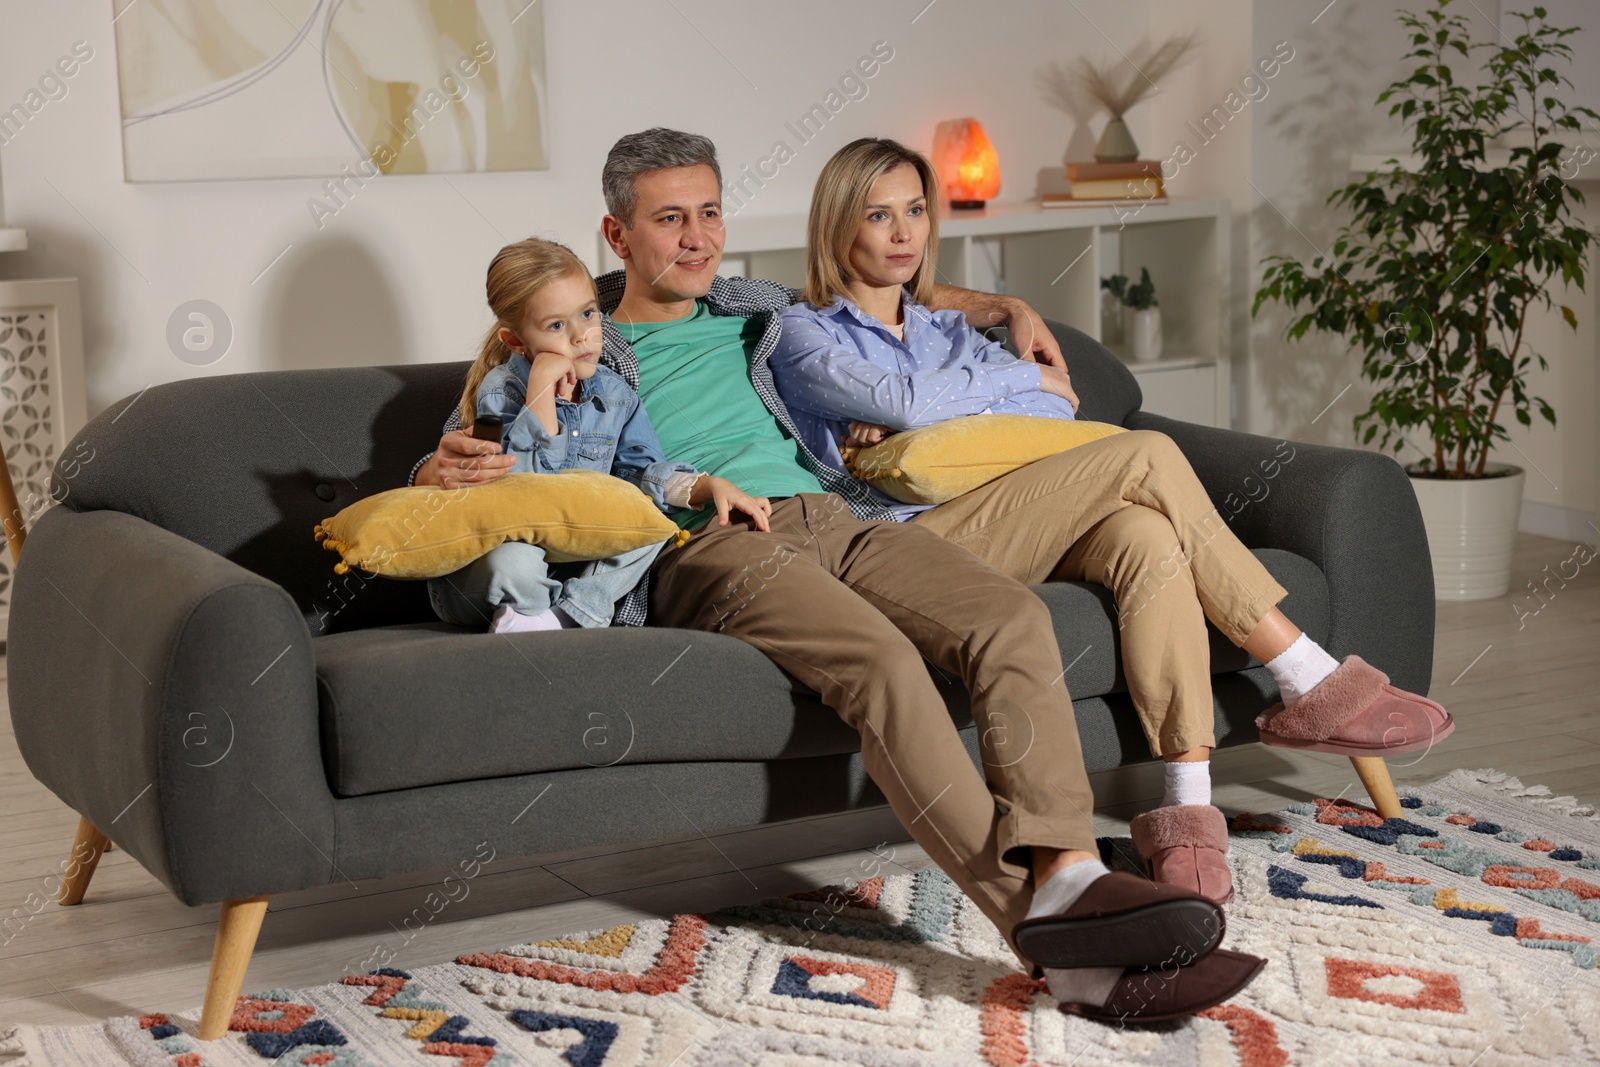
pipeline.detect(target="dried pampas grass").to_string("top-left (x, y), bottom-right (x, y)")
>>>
top-left (1039, 32), bottom-right (1200, 119)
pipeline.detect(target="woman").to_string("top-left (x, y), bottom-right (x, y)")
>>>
top-left (770, 136), bottom-right (1454, 915)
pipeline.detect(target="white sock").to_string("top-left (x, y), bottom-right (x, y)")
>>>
top-left (1162, 760), bottom-right (1212, 807)
top-left (550, 605), bottom-right (582, 629)
top-left (1265, 632), bottom-right (1340, 706)
top-left (489, 605), bottom-right (563, 634)
top-left (1026, 857), bottom-right (1111, 921)
top-left (1025, 858), bottom-right (1124, 1008)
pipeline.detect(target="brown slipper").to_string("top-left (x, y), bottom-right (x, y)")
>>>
top-left (1256, 654), bottom-right (1455, 757)
top-left (1058, 947), bottom-right (1268, 1023)
top-left (1012, 870), bottom-right (1224, 974)
top-left (1131, 804), bottom-right (1235, 905)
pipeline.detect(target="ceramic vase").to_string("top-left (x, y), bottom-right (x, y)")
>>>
top-left (1128, 306), bottom-right (1162, 362)
top-left (1408, 463), bottom-right (1526, 600)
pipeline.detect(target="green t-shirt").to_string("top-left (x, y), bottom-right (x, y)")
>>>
top-left (620, 301), bottom-right (824, 531)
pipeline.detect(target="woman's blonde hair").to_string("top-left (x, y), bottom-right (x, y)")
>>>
top-left (803, 137), bottom-right (940, 309)
top-left (457, 237), bottom-right (596, 428)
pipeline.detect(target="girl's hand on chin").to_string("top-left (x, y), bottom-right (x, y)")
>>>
top-left (529, 349), bottom-right (577, 381)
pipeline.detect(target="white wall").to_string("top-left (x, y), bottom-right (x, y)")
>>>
top-left (0, 0), bottom-right (1592, 531)
top-left (1145, 0), bottom-right (1255, 413)
top-left (0, 0), bottom-right (1148, 414)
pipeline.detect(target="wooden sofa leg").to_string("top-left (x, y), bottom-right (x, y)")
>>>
top-left (1350, 756), bottom-right (1404, 819)
top-left (198, 897), bottom-right (269, 1040)
top-left (58, 817), bottom-right (110, 906)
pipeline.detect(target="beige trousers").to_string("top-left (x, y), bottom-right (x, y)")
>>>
top-left (912, 429), bottom-right (1290, 759)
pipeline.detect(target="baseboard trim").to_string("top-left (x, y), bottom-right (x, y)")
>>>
top-left (1519, 500), bottom-right (1597, 542)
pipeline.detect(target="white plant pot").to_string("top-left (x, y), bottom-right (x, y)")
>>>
top-left (1101, 291), bottom-right (1126, 345)
top-left (1408, 463), bottom-right (1525, 600)
top-left (1127, 307), bottom-right (1162, 362)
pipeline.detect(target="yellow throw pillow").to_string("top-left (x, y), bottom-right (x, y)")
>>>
top-left (314, 469), bottom-right (689, 579)
top-left (841, 415), bottom-right (1129, 505)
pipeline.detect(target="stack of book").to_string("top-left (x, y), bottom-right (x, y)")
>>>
top-left (1043, 161), bottom-right (1167, 207)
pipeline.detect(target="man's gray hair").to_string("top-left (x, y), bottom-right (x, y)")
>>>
top-left (602, 128), bottom-right (722, 227)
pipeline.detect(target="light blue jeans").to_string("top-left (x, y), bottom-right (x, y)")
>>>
top-left (427, 540), bottom-right (664, 629)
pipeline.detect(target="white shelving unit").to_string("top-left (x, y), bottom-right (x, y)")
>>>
top-left (600, 198), bottom-right (1231, 427)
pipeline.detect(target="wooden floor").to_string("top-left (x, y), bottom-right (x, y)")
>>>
top-left (2, 531), bottom-right (1596, 1029)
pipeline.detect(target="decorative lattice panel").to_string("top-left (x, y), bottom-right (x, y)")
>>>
top-left (0, 307), bottom-right (60, 638)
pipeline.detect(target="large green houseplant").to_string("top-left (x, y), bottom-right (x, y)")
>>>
top-left (1252, 0), bottom-right (1595, 599)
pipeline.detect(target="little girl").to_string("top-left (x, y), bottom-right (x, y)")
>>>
top-left (427, 237), bottom-right (770, 633)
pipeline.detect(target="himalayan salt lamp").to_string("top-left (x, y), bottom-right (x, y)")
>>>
top-left (932, 118), bottom-right (1001, 209)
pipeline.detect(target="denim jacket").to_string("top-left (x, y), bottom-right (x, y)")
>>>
top-left (477, 357), bottom-right (697, 513)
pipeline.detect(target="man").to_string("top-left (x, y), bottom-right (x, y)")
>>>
top-left (411, 129), bottom-right (1265, 1019)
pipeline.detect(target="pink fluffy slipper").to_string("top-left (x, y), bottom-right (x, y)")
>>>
top-left (1255, 654), bottom-right (1454, 757)
top-left (1130, 804), bottom-right (1235, 905)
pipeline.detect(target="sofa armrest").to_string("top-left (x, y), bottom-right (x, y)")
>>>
top-left (7, 506), bottom-right (335, 905)
top-left (1124, 411), bottom-right (1436, 695)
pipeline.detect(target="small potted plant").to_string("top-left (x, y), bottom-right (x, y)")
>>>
top-left (1103, 268), bottom-right (1161, 362)
top-left (1252, 0), bottom-right (1594, 600)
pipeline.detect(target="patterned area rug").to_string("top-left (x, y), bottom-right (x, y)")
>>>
top-left (7, 768), bottom-right (1600, 1066)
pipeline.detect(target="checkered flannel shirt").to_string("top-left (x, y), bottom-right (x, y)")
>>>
top-left (408, 270), bottom-right (899, 627)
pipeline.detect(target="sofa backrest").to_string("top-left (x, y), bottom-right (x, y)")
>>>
top-left (51, 319), bottom-right (1141, 637)
top-left (1040, 319), bottom-right (1143, 426)
top-left (55, 361), bottom-right (468, 637)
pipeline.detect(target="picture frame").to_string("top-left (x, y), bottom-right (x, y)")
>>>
top-left (113, 1), bottom-right (549, 182)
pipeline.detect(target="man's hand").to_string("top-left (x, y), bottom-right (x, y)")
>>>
top-left (690, 474), bottom-right (772, 531)
top-left (926, 285), bottom-right (1066, 368)
top-left (1037, 362), bottom-right (1080, 414)
top-left (416, 431), bottom-right (516, 489)
top-left (843, 420), bottom-right (892, 447)
top-left (998, 298), bottom-right (1067, 370)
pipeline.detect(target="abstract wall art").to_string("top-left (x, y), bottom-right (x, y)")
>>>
top-left (113, 0), bottom-right (548, 181)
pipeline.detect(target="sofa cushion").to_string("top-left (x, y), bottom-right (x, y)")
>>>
top-left (314, 470), bottom-right (688, 577)
top-left (315, 620), bottom-right (862, 797)
top-left (843, 416), bottom-right (1129, 505)
top-left (315, 547), bottom-right (1328, 797)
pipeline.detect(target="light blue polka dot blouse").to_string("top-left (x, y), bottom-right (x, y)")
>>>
top-left (770, 287), bottom-right (1077, 520)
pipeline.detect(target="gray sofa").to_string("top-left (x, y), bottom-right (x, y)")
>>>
top-left (7, 320), bottom-right (1434, 1032)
